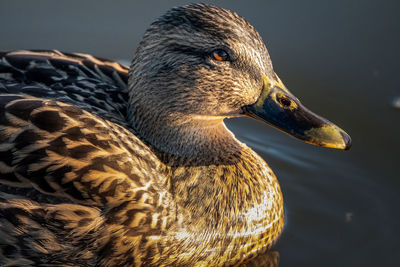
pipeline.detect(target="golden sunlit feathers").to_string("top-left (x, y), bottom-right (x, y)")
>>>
top-left (0, 4), bottom-right (287, 266)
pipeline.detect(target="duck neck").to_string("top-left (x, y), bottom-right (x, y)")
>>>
top-left (127, 90), bottom-right (284, 253)
top-left (128, 107), bottom-right (243, 162)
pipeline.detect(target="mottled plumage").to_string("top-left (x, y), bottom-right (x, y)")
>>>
top-left (0, 3), bottom-right (350, 267)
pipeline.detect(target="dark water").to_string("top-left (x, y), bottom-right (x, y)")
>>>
top-left (0, 0), bottom-right (399, 266)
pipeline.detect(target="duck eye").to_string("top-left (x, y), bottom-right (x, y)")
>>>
top-left (211, 49), bottom-right (229, 61)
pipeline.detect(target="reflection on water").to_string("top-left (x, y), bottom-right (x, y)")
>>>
top-left (392, 96), bottom-right (400, 109)
top-left (243, 250), bottom-right (280, 267)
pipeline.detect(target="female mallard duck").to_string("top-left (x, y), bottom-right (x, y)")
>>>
top-left (0, 3), bottom-right (351, 266)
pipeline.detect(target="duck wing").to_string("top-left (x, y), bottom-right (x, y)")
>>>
top-left (0, 50), bottom-right (130, 127)
top-left (0, 51), bottom-right (175, 265)
top-left (0, 95), bottom-right (171, 265)
top-left (0, 94), bottom-right (157, 207)
top-left (0, 50), bottom-right (149, 206)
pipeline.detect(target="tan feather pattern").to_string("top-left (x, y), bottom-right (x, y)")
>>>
top-left (0, 3), bottom-right (286, 266)
top-left (0, 94), bottom-right (283, 266)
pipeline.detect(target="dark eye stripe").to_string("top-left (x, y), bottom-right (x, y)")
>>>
top-left (212, 49), bottom-right (229, 61)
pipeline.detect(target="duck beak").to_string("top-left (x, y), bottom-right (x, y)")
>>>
top-left (242, 74), bottom-right (351, 150)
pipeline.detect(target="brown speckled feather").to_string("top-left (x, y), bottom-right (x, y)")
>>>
top-left (0, 94), bottom-right (177, 266)
top-left (0, 49), bottom-right (129, 127)
top-left (0, 92), bottom-right (283, 266)
top-left (0, 3), bottom-right (285, 266)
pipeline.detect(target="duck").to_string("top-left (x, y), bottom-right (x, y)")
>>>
top-left (0, 3), bottom-right (351, 266)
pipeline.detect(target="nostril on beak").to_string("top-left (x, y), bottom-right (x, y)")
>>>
top-left (277, 96), bottom-right (291, 107)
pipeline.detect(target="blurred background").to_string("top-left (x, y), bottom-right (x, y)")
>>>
top-left (0, 0), bottom-right (398, 266)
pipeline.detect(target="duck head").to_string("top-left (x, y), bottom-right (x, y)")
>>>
top-left (128, 4), bottom-right (351, 156)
